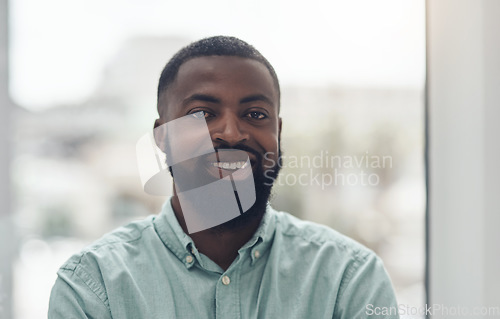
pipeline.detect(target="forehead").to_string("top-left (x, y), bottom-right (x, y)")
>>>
top-left (161, 56), bottom-right (278, 115)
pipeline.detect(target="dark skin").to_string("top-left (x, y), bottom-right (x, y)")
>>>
top-left (154, 56), bottom-right (282, 271)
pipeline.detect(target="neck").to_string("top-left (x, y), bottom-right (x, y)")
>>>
top-left (171, 195), bottom-right (264, 271)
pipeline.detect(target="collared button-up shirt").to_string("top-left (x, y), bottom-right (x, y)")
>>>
top-left (49, 200), bottom-right (399, 318)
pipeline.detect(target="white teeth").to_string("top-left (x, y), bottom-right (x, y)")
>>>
top-left (211, 161), bottom-right (247, 170)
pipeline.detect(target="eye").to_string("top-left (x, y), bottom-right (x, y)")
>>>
top-left (246, 111), bottom-right (268, 120)
top-left (190, 110), bottom-right (214, 119)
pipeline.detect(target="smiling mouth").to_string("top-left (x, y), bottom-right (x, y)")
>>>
top-left (210, 161), bottom-right (249, 170)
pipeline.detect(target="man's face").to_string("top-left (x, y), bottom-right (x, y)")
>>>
top-left (158, 56), bottom-right (281, 184)
top-left (156, 56), bottom-right (282, 230)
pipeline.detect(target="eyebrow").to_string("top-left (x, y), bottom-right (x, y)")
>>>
top-left (239, 94), bottom-right (274, 106)
top-left (182, 93), bottom-right (275, 108)
top-left (182, 94), bottom-right (221, 106)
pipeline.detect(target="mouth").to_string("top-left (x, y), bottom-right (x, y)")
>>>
top-left (204, 149), bottom-right (255, 179)
top-left (210, 160), bottom-right (249, 171)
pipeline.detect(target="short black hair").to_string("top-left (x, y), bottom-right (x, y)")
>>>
top-left (157, 36), bottom-right (280, 114)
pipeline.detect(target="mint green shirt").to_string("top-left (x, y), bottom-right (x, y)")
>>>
top-left (49, 200), bottom-right (399, 318)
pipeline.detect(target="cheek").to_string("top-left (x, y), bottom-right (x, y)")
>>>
top-left (250, 122), bottom-right (280, 159)
top-left (259, 136), bottom-right (280, 168)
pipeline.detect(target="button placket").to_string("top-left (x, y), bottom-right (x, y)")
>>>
top-left (215, 270), bottom-right (241, 319)
top-left (253, 250), bottom-right (260, 259)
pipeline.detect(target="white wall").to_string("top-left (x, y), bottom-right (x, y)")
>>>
top-left (428, 0), bottom-right (500, 317)
top-left (0, 0), bottom-right (13, 317)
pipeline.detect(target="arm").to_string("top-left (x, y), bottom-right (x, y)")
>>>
top-left (48, 267), bottom-right (112, 319)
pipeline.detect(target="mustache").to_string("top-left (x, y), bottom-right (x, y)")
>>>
top-left (214, 143), bottom-right (263, 163)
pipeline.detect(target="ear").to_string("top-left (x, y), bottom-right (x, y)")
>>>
top-left (278, 117), bottom-right (282, 140)
top-left (154, 118), bottom-right (164, 129)
top-left (153, 118), bottom-right (167, 151)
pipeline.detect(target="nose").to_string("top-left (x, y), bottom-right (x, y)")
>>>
top-left (211, 113), bottom-right (249, 146)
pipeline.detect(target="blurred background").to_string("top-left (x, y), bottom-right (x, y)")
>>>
top-left (1, 0), bottom-right (426, 318)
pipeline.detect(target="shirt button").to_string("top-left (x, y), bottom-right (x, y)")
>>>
top-left (186, 255), bottom-right (193, 263)
top-left (222, 275), bottom-right (231, 285)
top-left (254, 250), bottom-right (260, 259)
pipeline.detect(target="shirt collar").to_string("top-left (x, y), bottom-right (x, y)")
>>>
top-left (153, 198), bottom-right (276, 269)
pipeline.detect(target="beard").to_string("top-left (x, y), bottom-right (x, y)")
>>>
top-left (169, 144), bottom-right (283, 234)
top-left (209, 145), bottom-right (282, 233)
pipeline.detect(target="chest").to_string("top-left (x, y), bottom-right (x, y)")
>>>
top-left (104, 252), bottom-right (339, 319)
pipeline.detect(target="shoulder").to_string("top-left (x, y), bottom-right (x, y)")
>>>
top-left (270, 208), bottom-right (376, 265)
top-left (269, 208), bottom-right (398, 311)
top-left (51, 216), bottom-right (157, 313)
top-left (59, 215), bottom-right (156, 272)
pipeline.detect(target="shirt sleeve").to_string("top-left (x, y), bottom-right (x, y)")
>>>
top-left (333, 253), bottom-right (400, 319)
top-left (48, 267), bottom-right (112, 319)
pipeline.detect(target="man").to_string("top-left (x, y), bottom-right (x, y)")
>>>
top-left (49, 36), bottom-right (399, 318)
